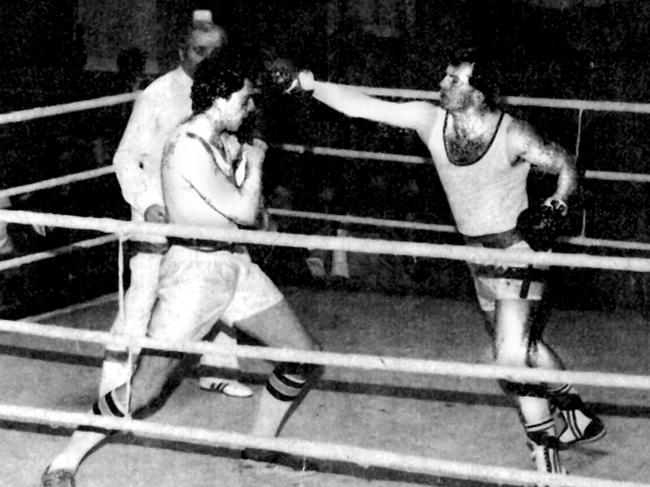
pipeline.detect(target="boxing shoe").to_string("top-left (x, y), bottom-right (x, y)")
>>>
top-left (553, 406), bottom-right (606, 449)
top-left (199, 377), bottom-right (253, 398)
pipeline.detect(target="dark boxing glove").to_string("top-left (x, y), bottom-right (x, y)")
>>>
top-left (264, 57), bottom-right (300, 93)
top-left (516, 199), bottom-right (568, 251)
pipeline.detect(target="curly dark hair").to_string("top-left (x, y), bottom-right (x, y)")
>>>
top-left (190, 53), bottom-right (247, 114)
top-left (448, 47), bottom-right (503, 109)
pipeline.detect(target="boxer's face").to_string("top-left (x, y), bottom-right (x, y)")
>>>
top-left (439, 62), bottom-right (477, 111)
top-left (219, 79), bottom-right (257, 131)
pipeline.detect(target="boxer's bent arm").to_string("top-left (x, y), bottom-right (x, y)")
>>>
top-left (177, 140), bottom-right (263, 226)
top-left (507, 119), bottom-right (578, 203)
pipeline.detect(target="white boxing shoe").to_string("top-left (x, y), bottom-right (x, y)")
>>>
top-left (199, 377), bottom-right (253, 398)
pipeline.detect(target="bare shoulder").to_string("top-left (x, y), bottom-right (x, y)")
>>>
top-left (505, 116), bottom-right (571, 170)
top-left (161, 129), bottom-right (194, 169)
top-left (406, 101), bottom-right (440, 138)
top-left (506, 117), bottom-right (542, 147)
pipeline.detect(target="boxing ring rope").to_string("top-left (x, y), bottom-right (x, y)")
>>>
top-left (0, 93), bottom-right (137, 125)
top-left (359, 85), bottom-right (650, 113)
top-left (278, 143), bottom-right (650, 183)
top-left (267, 208), bottom-right (650, 252)
top-left (0, 166), bottom-right (115, 199)
top-left (0, 235), bottom-right (117, 272)
top-left (3, 317), bottom-right (650, 389)
top-left (1, 405), bottom-right (644, 487)
top-left (0, 161), bottom-right (646, 270)
top-left (0, 88), bottom-right (646, 275)
top-left (1, 210), bottom-right (649, 272)
top-left (1, 89), bottom-right (650, 487)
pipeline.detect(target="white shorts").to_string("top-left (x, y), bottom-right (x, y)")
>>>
top-left (466, 238), bottom-right (547, 313)
top-left (148, 245), bottom-right (284, 341)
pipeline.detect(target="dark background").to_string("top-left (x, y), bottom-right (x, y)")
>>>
top-left (0, 0), bottom-right (648, 317)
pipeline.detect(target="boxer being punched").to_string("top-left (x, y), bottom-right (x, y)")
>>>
top-left (42, 57), bottom-right (322, 487)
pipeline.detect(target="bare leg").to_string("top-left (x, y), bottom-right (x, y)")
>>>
top-left (46, 353), bottom-right (180, 473)
top-left (235, 299), bottom-right (321, 438)
top-left (494, 299), bottom-right (557, 437)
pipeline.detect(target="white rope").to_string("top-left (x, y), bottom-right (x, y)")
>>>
top-left (0, 145), bottom-right (643, 201)
top-left (1, 404), bottom-right (644, 487)
top-left (2, 319), bottom-right (650, 390)
top-left (0, 235), bottom-right (117, 272)
top-left (0, 92), bottom-right (137, 125)
top-left (278, 144), bottom-right (650, 183)
top-left (21, 293), bottom-right (118, 322)
top-left (268, 208), bottom-right (456, 233)
top-left (0, 166), bottom-right (115, 198)
top-left (268, 208), bottom-right (650, 252)
top-left (1, 87), bottom-right (649, 128)
top-left (583, 170), bottom-right (650, 183)
top-left (0, 210), bottom-right (648, 272)
top-left (356, 84), bottom-right (650, 113)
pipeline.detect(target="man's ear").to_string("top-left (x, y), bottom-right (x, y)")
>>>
top-left (472, 88), bottom-right (485, 106)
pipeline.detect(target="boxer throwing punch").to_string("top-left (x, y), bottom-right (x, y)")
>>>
top-left (287, 47), bottom-right (604, 478)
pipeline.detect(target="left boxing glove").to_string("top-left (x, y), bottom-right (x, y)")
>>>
top-left (265, 57), bottom-right (299, 93)
top-left (516, 199), bottom-right (568, 251)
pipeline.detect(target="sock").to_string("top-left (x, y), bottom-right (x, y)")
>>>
top-left (48, 390), bottom-right (127, 473)
top-left (250, 364), bottom-right (311, 437)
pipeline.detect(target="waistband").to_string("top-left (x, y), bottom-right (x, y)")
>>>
top-left (167, 237), bottom-right (244, 253)
top-left (127, 240), bottom-right (169, 255)
top-left (462, 227), bottom-right (523, 249)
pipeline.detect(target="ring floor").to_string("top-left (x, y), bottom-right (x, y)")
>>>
top-left (1, 287), bottom-right (648, 486)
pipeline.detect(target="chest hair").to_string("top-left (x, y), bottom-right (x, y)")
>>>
top-left (444, 114), bottom-right (500, 166)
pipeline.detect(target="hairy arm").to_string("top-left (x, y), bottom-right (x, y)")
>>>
top-left (507, 119), bottom-right (578, 203)
top-left (299, 72), bottom-right (438, 139)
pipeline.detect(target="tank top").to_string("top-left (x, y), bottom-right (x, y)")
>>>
top-left (425, 107), bottom-right (529, 237)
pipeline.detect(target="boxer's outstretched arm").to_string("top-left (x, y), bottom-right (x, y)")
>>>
top-left (297, 71), bottom-right (437, 137)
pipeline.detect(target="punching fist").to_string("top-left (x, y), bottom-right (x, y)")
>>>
top-left (144, 204), bottom-right (167, 223)
top-left (516, 199), bottom-right (568, 251)
top-left (264, 57), bottom-right (299, 93)
top-left (294, 70), bottom-right (316, 92)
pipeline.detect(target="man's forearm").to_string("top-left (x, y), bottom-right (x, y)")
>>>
top-left (551, 159), bottom-right (579, 203)
top-left (311, 81), bottom-right (370, 118)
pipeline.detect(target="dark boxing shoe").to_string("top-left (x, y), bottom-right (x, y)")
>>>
top-left (41, 466), bottom-right (75, 487)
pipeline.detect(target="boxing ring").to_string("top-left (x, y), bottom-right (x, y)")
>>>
top-left (0, 87), bottom-right (649, 486)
